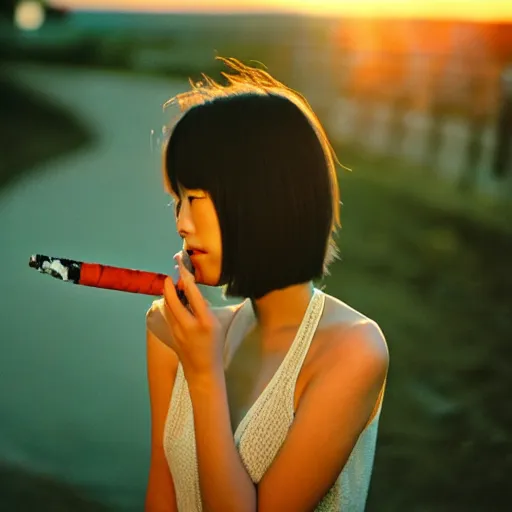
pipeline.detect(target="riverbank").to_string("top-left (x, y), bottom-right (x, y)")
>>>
top-left (0, 72), bottom-right (94, 192)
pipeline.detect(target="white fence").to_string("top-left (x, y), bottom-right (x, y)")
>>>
top-left (325, 96), bottom-right (511, 198)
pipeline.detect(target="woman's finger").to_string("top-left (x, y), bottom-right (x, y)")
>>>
top-left (164, 276), bottom-right (194, 330)
top-left (176, 254), bottom-right (211, 325)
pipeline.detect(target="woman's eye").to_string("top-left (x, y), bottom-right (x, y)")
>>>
top-left (174, 196), bottom-right (198, 217)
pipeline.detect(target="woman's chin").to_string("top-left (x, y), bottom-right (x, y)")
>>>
top-left (190, 256), bottom-right (221, 287)
top-left (193, 271), bottom-right (218, 287)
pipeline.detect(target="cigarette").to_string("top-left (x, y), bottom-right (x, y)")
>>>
top-left (28, 253), bottom-right (194, 302)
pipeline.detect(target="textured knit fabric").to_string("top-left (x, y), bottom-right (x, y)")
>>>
top-left (163, 288), bottom-right (384, 511)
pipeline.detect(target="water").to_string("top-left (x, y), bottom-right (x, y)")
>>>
top-left (0, 66), bottom-right (234, 510)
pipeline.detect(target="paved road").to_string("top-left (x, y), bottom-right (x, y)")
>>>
top-left (0, 65), bottom-right (231, 510)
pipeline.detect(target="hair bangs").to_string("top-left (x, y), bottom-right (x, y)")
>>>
top-left (165, 113), bottom-right (218, 199)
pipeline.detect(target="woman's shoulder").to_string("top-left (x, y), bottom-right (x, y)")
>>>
top-left (146, 298), bottom-right (242, 336)
top-left (315, 292), bottom-right (389, 374)
top-left (305, 293), bottom-right (389, 427)
top-left (321, 292), bottom-right (376, 327)
top-left (321, 292), bottom-right (384, 335)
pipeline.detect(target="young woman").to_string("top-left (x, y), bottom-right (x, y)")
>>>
top-left (145, 58), bottom-right (389, 512)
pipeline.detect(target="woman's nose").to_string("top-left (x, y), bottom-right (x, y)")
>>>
top-left (176, 201), bottom-right (195, 235)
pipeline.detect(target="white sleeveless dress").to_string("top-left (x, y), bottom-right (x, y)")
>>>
top-left (163, 288), bottom-right (384, 511)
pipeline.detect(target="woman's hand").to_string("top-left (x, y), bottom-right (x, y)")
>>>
top-left (159, 252), bottom-right (224, 380)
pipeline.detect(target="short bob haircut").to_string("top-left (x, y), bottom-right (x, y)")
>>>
top-left (163, 57), bottom-right (342, 300)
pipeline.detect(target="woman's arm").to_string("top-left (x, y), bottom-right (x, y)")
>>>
top-left (256, 320), bottom-right (389, 512)
top-left (145, 304), bottom-right (179, 512)
top-left (145, 299), bottom-right (242, 512)
top-left (187, 319), bottom-right (388, 512)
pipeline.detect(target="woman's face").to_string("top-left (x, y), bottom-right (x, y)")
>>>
top-left (164, 175), bottom-right (223, 286)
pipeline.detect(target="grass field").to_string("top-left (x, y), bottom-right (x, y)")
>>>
top-left (328, 147), bottom-right (512, 511)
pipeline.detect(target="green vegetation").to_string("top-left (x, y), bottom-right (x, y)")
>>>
top-left (326, 147), bottom-right (511, 511)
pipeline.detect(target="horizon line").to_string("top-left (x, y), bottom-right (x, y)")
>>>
top-left (48, 0), bottom-right (512, 23)
top-left (66, 7), bottom-right (512, 24)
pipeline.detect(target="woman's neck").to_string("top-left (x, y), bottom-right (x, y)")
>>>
top-left (250, 281), bottom-right (314, 338)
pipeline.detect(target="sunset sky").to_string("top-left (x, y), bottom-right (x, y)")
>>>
top-left (49, 0), bottom-right (512, 22)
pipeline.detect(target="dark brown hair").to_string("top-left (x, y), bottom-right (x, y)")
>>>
top-left (163, 58), bottom-right (342, 300)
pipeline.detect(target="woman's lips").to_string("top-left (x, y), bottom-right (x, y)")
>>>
top-left (188, 250), bottom-right (207, 261)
